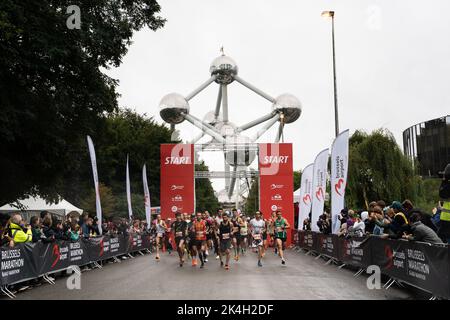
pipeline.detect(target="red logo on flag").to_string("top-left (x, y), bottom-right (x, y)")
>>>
top-left (335, 178), bottom-right (345, 196)
top-left (302, 194), bottom-right (311, 205)
top-left (384, 245), bottom-right (393, 269)
top-left (99, 238), bottom-right (104, 256)
top-left (315, 187), bottom-right (324, 201)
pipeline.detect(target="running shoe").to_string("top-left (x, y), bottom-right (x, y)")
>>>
top-left (258, 260), bottom-right (263, 267)
top-left (281, 258), bottom-right (286, 265)
top-left (220, 261), bottom-right (224, 267)
top-left (216, 255), bottom-right (220, 260)
top-left (200, 263), bottom-right (204, 269)
top-left (225, 264), bottom-right (229, 270)
top-left (192, 258), bottom-right (197, 267)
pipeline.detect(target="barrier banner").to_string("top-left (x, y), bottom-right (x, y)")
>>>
top-left (369, 237), bottom-right (450, 298)
top-left (297, 231), bottom-right (317, 251)
top-left (36, 240), bottom-right (90, 274)
top-left (337, 236), bottom-right (371, 268)
top-left (160, 144), bottom-right (195, 220)
top-left (0, 243), bottom-right (37, 286)
top-left (316, 233), bottom-right (339, 259)
top-left (86, 235), bottom-right (127, 261)
top-left (259, 143), bottom-right (294, 246)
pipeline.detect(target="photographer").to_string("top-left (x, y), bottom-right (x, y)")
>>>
top-left (8, 213), bottom-right (32, 245)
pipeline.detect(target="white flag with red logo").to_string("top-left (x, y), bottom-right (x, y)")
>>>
top-left (331, 130), bottom-right (349, 234)
top-left (142, 164), bottom-right (151, 230)
top-left (311, 148), bottom-right (329, 232)
top-left (298, 163), bottom-right (314, 230)
top-left (86, 135), bottom-right (102, 234)
top-left (126, 155), bottom-right (133, 220)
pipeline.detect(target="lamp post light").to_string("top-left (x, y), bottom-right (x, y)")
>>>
top-left (321, 10), bottom-right (339, 137)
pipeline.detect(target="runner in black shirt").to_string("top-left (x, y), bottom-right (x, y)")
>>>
top-left (172, 212), bottom-right (188, 267)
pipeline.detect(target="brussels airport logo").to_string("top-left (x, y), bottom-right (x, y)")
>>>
top-left (315, 187), bottom-right (324, 201)
top-left (334, 178), bottom-right (345, 196)
top-left (66, 265), bottom-right (81, 290)
top-left (51, 244), bottom-right (60, 268)
top-left (384, 245), bottom-right (394, 270)
top-left (270, 184), bottom-right (284, 190)
top-left (171, 185), bottom-right (184, 191)
top-left (302, 194), bottom-right (311, 205)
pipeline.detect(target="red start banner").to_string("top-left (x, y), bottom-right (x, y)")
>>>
top-left (258, 143), bottom-right (294, 246)
top-left (160, 144), bottom-right (195, 220)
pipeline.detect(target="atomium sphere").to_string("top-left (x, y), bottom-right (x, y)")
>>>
top-left (272, 93), bottom-right (302, 124)
top-left (214, 121), bottom-right (237, 138)
top-left (159, 93), bottom-right (189, 124)
top-left (223, 134), bottom-right (256, 167)
top-left (210, 55), bottom-right (238, 85)
top-left (203, 110), bottom-right (222, 125)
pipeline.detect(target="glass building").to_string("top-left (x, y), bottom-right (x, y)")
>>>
top-left (403, 115), bottom-right (450, 177)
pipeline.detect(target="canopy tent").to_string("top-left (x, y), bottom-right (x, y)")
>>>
top-left (0, 196), bottom-right (83, 222)
top-left (293, 188), bottom-right (301, 203)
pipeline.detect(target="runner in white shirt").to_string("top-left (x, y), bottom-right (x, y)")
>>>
top-left (249, 211), bottom-right (266, 267)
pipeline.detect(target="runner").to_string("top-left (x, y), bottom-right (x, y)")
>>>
top-left (154, 214), bottom-right (167, 261)
top-left (192, 212), bottom-right (207, 268)
top-left (266, 211), bottom-right (277, 254)
top-left (203, 210), bottom-right (214, 262)
top-left (239, 215), bottom-right (249, 255)
top-left (165, 218), bottom-right (173, 255)
top-left (249, 210), bottom-right (266, 267)
top-left (231, 208), bottom-right (242, 261)
top-left (187, 213), bottom-right (196, 265)
top-left (218, 212), bottom-right (233, 270)
top-left (172, 212), bottom-right (188, 267)
top-left (274, 210), bottom-right (290, 265)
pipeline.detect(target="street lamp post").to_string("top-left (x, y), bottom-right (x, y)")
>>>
top-left (322, 10), bottom-right (339, 137)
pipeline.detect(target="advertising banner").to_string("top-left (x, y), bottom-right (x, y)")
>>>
top-left (143, 164), bottom-right (152, 229)
top-left (160, 144), bottom-right (195, 220)
top-left (259, 143), bottom-right (294, 246)
top-left (0, 243), bottom-right (37, 285)
top-left (298, 163), bottom-right (314, 230)
top-left (331, 130), bottom-right (349, 234)
top-left (337, 236), bottom-right (371, 268)
top-left (311, 149), bottom-right (329, 232)
top-left (87, 135), bottom-right (102, 234)
top-left (316, 233), bottom-right (339, 259)
top-left (126, 155), bottom-right (133, 219)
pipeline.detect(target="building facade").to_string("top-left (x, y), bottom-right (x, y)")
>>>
top-left (403, 115), bottom-right (450, 177)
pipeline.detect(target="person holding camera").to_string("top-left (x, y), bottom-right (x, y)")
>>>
top-left (437, 163), bottom-right (450, 244)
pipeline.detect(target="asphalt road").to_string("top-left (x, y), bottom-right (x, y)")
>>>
top-left (11, 248), bottom-right (413, 300)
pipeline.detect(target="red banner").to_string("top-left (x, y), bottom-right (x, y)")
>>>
top-left (160, 144), bottom-right (195, 220)
top-left (258, 143), bottom-right (294, 246)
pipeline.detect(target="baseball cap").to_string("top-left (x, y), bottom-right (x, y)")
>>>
top-left (390, 201), bottom-right (403, 210)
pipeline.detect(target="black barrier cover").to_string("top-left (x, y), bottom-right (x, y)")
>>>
top-left (369, 237), bottom-right (450, 298)
top-left (0, 243), bottom-right (37, 286)
top-left (316, 234), bottom-right (339, 259)
top-left (0, 233), bottom-right (152, 286)
top-left (297, 231), bottom-right (317, 251)
top-left (336, 236), bottom-right (371, 268)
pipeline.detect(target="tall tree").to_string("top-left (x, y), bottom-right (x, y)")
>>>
top-left (195, 161), bottom-right (219, 214)
top-left (0, 0), bottom-right (165, 204)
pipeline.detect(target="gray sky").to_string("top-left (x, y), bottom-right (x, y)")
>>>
top-left (106, 0), bottom-right (450, 192)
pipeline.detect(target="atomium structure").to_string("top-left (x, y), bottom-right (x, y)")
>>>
top-left (159, 50), bottom-right (302, 207)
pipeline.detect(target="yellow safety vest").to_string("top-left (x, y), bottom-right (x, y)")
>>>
top-left (441, 201), bottom-right (450, 222)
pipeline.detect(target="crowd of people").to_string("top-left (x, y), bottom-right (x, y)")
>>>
top-left (152, 208), bottom-right (291, 269)
top-left (301, 199), bottom-right (447, 245)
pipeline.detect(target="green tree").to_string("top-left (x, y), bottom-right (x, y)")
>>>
top-left (195, 161), bottom-right (219, 213)
top-left (293, 170), bottom-right (302, 191)
top-left (244, 178), bottom-right (259, 216)
top-left (0, 0), bottom-right (165, 204)
top-left (346, 129), bottom-right (417, 209)
top-left (80, 183), bottom-right (116, 219)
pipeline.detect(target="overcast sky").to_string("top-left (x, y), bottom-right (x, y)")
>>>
top-left (106, 0), bottom-right (450, 192)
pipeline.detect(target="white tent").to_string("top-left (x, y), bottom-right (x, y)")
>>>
top-left (293, 188), bottom-right (301, 203)
top-left (0, 195), bottom-right (83, 221)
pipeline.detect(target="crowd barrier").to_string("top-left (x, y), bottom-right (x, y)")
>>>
top-left (296, 230), bottom-right (450, 299)
top-left (0, 233), bottom-right (151, 286)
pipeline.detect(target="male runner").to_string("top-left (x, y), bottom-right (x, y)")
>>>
top-left (154, 214), bottom-right (167, 261)
top-left (239, 215), bottom-right (249, 255)
top-left (249, 210), bottom-right (266, 267)
top-left (267, 211), bottom-right (277, 254)
top-left (218, 212), bottom-right (233, 270)
top-left (203, 211), bottom-right (214, 262)
top-left (231, 208), bottom-right (242, 261)
top-left (192, 212), bottom-right (207, 268)
top-left (274, 210), bottom-right (290, 265)
top-left (172, 212), bottom-right (188, 267)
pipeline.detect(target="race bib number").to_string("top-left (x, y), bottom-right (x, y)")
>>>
top-left (176, 231), bottom-right (183, 237)
top-left (222, 233), bottom-right (230, 240)
top-left (253, 234), bottom-right (261, 240)
top-left (196, 231), bottom-right (204, 236)
top-left (276, 227), bottom-right (283, 232)
top-left (157, 233), bottom-right (163, 237)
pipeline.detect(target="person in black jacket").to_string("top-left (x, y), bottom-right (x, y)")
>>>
top-left (403, 212), bottom-right (443, 245)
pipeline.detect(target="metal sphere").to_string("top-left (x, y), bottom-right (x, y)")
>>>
top-left (223, 134), bottom-right (256, 167)
top-left (203, 111), bottom-right (222, 125)
top-left (272, 93), bottom-right (302, 124)
top-left (214, 121), bottom-right (237, 138)
top-left (159, 93), bottom-right (189, 124)
top-left (210, 55), bottom-right (238, 84)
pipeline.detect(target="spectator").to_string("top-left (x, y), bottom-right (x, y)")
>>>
top-left (69, 222), bottom-right (81, 241)
top-left (8, 213), bottom-right (32, 244)
top-left (402, 212), bottom-right (443, 245)
top-left (30, 216), bottom-right (44, 242)
top-left (317, 212), bottom-right (331, 234)
top-left (364, 210), bottom-right (375, 234)
top-left (348, 213), bottom-right (365, 237)
top-left (42, 215), bottom-right (56, 241)
top-left (388, 201), bottom-right (410, 239)
top-left (302, 217), bottom-right (311, 231)
top-left (91, 217), bottom-right (100, 236)
top-left (1, 213), bottom-right (13, 247)
top-left (79, 213), bottom-right (90, 238)
top-left (376, 200), bottom-right (386, 211)
top-left (402, 199), bottom-right (414, 218)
